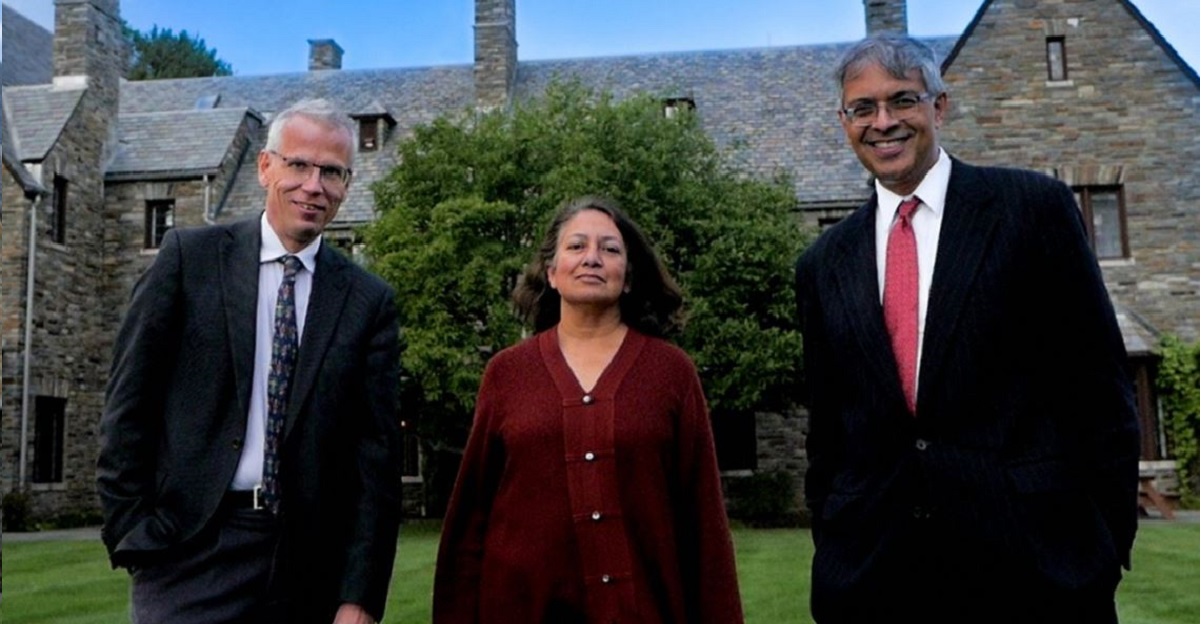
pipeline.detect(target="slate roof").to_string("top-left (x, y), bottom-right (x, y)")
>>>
top-left (1113, 303), bottom-right (1161, 356)
top-left (4, 83), bottom-right (85, 161)
top-left (110, 38), bottom-right (956, 224)
top-left (108, 107), bottom-right (259, 179)
top-left (1, 3), bottom-right (53, 87)
top-left (3, 102), bottom-right (44, 198)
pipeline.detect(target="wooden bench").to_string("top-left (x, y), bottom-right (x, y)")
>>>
top-left (1138, 474), bottom-right (1176, 520)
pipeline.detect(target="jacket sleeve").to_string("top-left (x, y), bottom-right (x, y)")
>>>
top-left (794, 248), bottom-right (843, 544)
top-left (338, 285), bottom-right (404, 620)
top-left (1034, 177), bottom-right (1140, 570)
top-left (432, 361), bottom-right (506, 623)
top-left (675, 361), bottom-right (745, 624)
top-left (96, 228), bottom-right (185, 566)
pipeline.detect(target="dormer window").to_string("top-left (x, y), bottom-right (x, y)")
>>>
top-left (663, 97), bottom-right (696, 119)
top-left (359, 119), bottom-right (379, 152)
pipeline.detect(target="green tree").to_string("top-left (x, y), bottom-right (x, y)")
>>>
top-left (124, 25), bottom-right (232, 80)
top-left (363, 81), bottom-right (810, 512)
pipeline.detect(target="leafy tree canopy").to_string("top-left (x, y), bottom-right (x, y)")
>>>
top-left (363, 81), bottom-right (810, 507)
top-left (124, 24), bottom-right (232, 80)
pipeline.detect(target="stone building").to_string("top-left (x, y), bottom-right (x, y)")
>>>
top-left (2, 0), bottom-right (1196, 522)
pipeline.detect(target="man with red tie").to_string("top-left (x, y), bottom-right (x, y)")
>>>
top-left (794, 36), bottom-right (1139, 623)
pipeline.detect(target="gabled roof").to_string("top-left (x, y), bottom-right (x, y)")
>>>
top-left (108, 107), bottom-right (261, 180)
top-left (942, 0), bottom-right (1199, 87)
top-left (4, 84), bottom-right (86, 161)
top-left (121, 38), bottom-right (954, 224)
top-left (1, 3), bottom-right (53, 87)
top-left (2, 99), bottom-right (45, 198)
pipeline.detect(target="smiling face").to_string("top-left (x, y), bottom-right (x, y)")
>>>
top-left (257, 114), bottom-right (354, 252)
top-left (546, 208), bottom-right (629, 312)
top-left (840, 63), bottom-right (946, 196)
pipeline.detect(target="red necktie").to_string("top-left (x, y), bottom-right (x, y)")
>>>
top-left (884, 197), bottom-right (921, 415)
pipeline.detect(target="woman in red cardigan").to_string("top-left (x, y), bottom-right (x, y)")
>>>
top-left (433, 196), bottom-right (744, 623)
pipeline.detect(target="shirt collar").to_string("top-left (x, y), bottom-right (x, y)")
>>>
top-left (259, 212), bottom-right (320, 273)
top-left (875, 147), bottom-right (951, 217)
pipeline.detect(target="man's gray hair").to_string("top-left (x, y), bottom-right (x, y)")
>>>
top-left (834, 36), bottom-right (946, 103)
top-left (265, 98), bottom-right (356, 164)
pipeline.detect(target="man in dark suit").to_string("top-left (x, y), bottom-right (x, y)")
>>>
top-left (794, 36), bottom-right (1139, 623)
top-left (98, 98), bottom-right (403, 624)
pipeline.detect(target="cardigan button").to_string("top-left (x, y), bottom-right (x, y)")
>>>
top-left (582, 394), bottom-right (594, 405)
top-left (591, 511), bottom-right (602, 521)
top-left (601, 574), bottom-right (612, 584)
top-left (584, 452), bottom-right (596, 461)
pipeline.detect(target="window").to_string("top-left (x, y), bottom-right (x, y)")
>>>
top-left (359, 119), bottom-right (379, 151)
top-left (33, 396), bottom-right (66, 483)
top-left (1046, 36), bottom-right (1067, 81)
top-left (662, 97), bottom-right (696, 119)
top-left (1072, 186), bottom-right (1128, 259)
top-left (712, 410), bottom-right (757, 472)
top-left (52, 175), bottom-right (68, 244)
top-left (145, 199), bottom-right (175, 249)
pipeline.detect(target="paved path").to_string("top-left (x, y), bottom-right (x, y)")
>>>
top-left (5, 526), bottom-right (101, 543)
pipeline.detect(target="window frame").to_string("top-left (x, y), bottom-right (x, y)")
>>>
top-left (144, 199), bottom-right (175, 249)
top-left (52, 175), bottom-right (69, 244)
top-left (1072, 185), bottom-right (1129, 260)
top-left (359, 118), bottom-right (379, 152)
top-left (1046, 36), bottom-right (1068, 81)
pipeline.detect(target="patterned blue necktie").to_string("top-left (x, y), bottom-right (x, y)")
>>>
top-left (262, 255), bottom-right (302, 512)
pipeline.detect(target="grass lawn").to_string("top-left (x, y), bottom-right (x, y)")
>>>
top-left (3, 521), bottom-right (1195, 623)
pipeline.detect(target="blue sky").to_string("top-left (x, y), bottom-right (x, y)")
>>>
top-left (4, 0), bottom-right (1198, 76)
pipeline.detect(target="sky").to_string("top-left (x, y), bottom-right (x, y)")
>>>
top-left (3, 0), bottom-right (1198, 76)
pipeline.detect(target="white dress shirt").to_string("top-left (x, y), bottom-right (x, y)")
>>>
top-left (874, 147), bottom-right (952, 395)
top-left (230, 213), bottom-right (321, 492)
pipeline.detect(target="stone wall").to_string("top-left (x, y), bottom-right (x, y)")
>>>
top-left (942, 0), bottom-right (1199, 342)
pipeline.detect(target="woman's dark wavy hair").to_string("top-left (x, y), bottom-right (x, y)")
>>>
top-left (513, 196), bottom-right (685, 337)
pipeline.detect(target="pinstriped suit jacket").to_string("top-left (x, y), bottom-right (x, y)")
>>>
top-left (795, 159), bottom-right (1139, 619)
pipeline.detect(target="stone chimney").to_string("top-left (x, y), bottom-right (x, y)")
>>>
top-left (54, 0), bottom-right (124, 91)
top-left (52, 0), bottom-right (123, 167)
top-left (308, 39), bottom-right (344, 71)
top-left (863, 0), bottom-right (907, 37)
top-left (474, 0), bottom-right (517, 111)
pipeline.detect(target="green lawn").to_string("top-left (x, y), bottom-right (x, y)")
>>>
top-left (3, 522), bottom-right (1196, 623)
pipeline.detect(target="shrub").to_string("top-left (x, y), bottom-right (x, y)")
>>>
top-left (1156, 335), bottom-right (1200, 507)
top-left (725, 470), bottom-right (805, 528)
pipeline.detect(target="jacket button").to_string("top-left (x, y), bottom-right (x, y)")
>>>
top-left (232, 438), bottom-right (243, 451)
top-left (915, 439), bottom-right (929, 451)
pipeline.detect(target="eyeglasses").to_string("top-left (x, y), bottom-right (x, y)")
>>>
top-left (840, 92), bottom-right (933, 127)
top-left (267, 150), bottom-right (352, 189)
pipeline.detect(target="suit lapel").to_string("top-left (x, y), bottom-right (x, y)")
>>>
top-left (221, 218), bottom-right (262, 415)
top-left (917, 160), bottom-right (1002, 412)
top-left (283, 242), bottom-right (351, 441)
top-left (829, 200), bottom-right (909, 408)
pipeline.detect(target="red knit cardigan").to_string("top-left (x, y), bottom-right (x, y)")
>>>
top-left (433, 327), bottom-right (744, 623)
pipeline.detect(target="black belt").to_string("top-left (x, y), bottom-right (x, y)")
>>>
top-left (224, 487), bottom-right (267, 511)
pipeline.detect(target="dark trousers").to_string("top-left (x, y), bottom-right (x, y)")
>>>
top-left (812, 516), bottom-right (1120, 624)
top-left (130, 501), bottom-right (280, 624)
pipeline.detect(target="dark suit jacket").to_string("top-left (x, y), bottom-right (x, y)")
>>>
top-left (98, 216), bottom-right (403, 622)
top-left (794, 160), bottom-right (1139, 619)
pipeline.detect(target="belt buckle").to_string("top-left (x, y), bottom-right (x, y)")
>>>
top-left (252, 484), bottom-right (265, 511)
